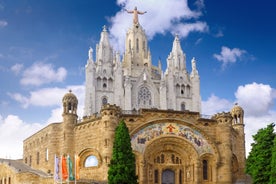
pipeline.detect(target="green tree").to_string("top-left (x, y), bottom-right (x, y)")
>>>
top-left (270, 136), bottom-right (276, 183)
top-left (246, 123), bottom-right (275, 184)
top-left (108, 120), bottom-right (138, 184)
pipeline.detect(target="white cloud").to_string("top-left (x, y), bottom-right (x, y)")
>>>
top-left (202, 82), bottom-right (276, 157)
top-left (235, 82), bottom-right (275, 117)
top-left (9, 88), bottom-right (64, 108)
top-left (1, 85), bottom-right (85, 159)
top-left (213, 46), bottom-right (246, 68)
top-left (0, 20), bottom-right (8, 28)
top-left (46, 107), bottom-right (63, 123)
top-left (8, 93), bottom-right (29, 108)
top-left (20, 62), bottom-right (67, 86)
top-left (109, 0), bottom-right (207, 52)
top-left (0, 115), bottom-right (45, 159)
top-left (11, 63), bottom-right (24, 75)
top-left (202, 94), bottom-right (233, 115)
top-left (172, 22), bottom-right (209, 38)
top-left (244, 113), bottom-right (276, 156)
top-left (9, 85), bottom-right (85, 109)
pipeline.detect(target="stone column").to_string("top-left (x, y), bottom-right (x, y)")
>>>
top-left (194, 160), bottom-right (200, 184)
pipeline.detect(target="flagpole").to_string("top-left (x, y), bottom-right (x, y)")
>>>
top-left (67, 154), bottom-right (69, 184)
top-left (60, 155), bottom-right (62, 184)
top-left (54, 154), bottom-right (56, 184)
top-left (74, 154), bottom-right (77, 184)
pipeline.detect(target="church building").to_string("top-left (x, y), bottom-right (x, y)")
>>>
top-left (0, 8), bottom-right (249, 184)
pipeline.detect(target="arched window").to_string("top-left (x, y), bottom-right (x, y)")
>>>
top-left (186, 85), bottom-right (191, 97)
top-left (102, 97), bottom-right (108, 105)
top-left (161, 154), bottom-right (165, 163)
top-left (29, 155), bottom-right (32, 166)
top-left (181, 103), bottom-right (185, 111)
top-left (103, 77), bottom-right (107, 89)
top-left (203, 160), bottom-right (208, 180)
top-left (179, 170), bottom-right (183, 184)
top-left (157, 156), bottom-right (160, 163)
top-left (154, 170), bottom-right (159, 183)
top-left (143, 40), bottom-right (146, 51)
top-left (181, 84), bottom-right (185, 95)
top-left (84, 155), bottom-right (98, 167)
top-left (129, 39), bottom-right (131, 51)
top-left (138, 86), bottom-right (152, 109)
top-left (37, 152), bottom-right (40, 165)
top-left (136, 38), bottom-right (139, 52)
top-left (171, 154), bottom-right (175, 163)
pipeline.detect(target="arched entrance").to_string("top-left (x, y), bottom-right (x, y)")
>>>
top-left (162, 169), bottom-right (175, 184)
top-left (141, 136), bottom-right (199, 184)
top-left (130, 122), bottom-right (217, 184)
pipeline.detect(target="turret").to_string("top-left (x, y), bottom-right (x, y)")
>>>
top-left (190, 57), bottom-right (201, 112)
top-left (84, 47), bottom-right (96, 116)
top-left (62, 90), bottom-right (78, 158)
top-left (96, 25), bottom-right (113, 65)
top-left (166, 35), bottom-right (186, 73)
top-left (100, 104), bottom-right (121, 179)
top-left (62, 89), bottom-right (78, 116)
top-left (231, 103), bottom-right (244, 125)
top-left (231, 104), bottom-right (246, 182)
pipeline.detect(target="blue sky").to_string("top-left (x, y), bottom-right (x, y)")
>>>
top-left (0, 0), bottom-right (275, 158)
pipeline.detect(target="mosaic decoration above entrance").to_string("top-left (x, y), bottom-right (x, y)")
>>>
top-left (131, 123), bottom-right (214, 155)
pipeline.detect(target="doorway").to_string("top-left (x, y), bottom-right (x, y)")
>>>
top-left (162, 169), bottom-right (175, 184)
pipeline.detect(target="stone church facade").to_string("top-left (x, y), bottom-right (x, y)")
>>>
top-left (0, 15), bottom-right (249, 184)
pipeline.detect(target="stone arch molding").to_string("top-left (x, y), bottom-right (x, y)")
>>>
top-left (78, 148), bottom-right (102, 168)
top-left (131, 121), bottom-right (216, 156)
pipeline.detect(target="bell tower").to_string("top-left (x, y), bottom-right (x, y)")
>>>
top-left (122, 7), bottom-right (151, 77)
top-left (231, 103), bottom-right (246, 182)
top-left (62, 90), bottom-right (78, 157)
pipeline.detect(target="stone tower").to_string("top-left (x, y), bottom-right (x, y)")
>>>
top-left (84, 26), bottom-right (118, 116)
top-left (163, 35), bottom-right (201, 112)
top-left (122, 23), bottom-right (152, 77)
top-left (231, 103), bottom-right (246, 182)
top-left (62, 90), bottom-right (78, 158)
top-left (99, 104), bottom-right (121, 180)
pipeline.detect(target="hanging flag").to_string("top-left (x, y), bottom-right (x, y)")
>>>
top-left (61, 155), bottom-right (68, 180)
top-left (54, 155), bottom-right (60, 181)
top-left (75, 154), bottom-right (80, 180)
top-left (67, 155), bottom-right (75, 181)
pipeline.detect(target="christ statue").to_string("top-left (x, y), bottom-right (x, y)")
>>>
top-left (125, 6), bottom-right (147, 25)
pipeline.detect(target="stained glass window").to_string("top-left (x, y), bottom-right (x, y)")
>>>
top-left (138, 86), bottom-right (152, 108)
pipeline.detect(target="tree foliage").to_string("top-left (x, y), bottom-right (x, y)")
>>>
top-left (108, 120), bottom-right (138, 184)
top-left (270, 134), bottom-right (276, 184)
top-left (246, 123), bottom-right (275, 184)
